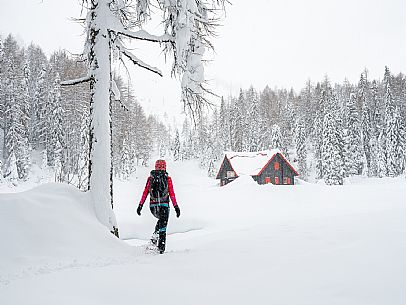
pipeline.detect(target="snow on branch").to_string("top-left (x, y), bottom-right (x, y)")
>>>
top-left (110, 79), bottom-right (129, 111)
top-left (60, 75), bottom-right (92, 86)
top-left (182, 83), bottom-right (218, 125)
top-left (116, 99), bottom-right (130, 112)
top-left (115, 42), bottom-right (163, 77)
top-left (113, 29), bottom-right (174, 43)
top-left (111, 79), bottom-right (121, 101)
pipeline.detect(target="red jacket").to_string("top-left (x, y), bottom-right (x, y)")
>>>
top-left (139, 176), bottom-right (178, 207)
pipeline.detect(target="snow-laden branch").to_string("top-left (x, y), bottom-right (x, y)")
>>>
top-left (60, 75), bottom-right (92, 86)
top-left (113, 29), bottom-right (174, 43)
top-left (110, 79), bottom-right (129, 111)
top-left (116, 99), bottom-right (130, 111)
top-left (115, 42), bottom-right (163, 77)
top-left (111, 79), bottom-right (121, 101)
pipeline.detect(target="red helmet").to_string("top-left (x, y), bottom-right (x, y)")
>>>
top-left (155, 159), bottom-right (166, 170)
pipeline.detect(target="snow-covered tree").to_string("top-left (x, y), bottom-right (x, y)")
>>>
top-left (386, 107), bottom-right (405, 176)
top-left (219, 97), bottom-right (231, 151)
top-left (270, 124), bottom-right (284, 152)
top-left (6, 152), bottom-right (18, 185)
top-left (61, 0), bottom-right (226, 236)
top-left (41, 149), bottom-right (48, 170)
top-left (34, 68), bottom-right (49, 149)
top-left (282, 89), bottom-right (296, 149)
top-left (173, 129), bottom-right (181, 161)
top-left (2, 35), bottom-right (30, 180)
top-left (119, 139), bottom-right (133, 180)
top-left (344, 93), bottom-right (363, 175)
top-left (294, 118), bottom-right (308, 179)
top-left (17, 138), bottom-right (31, 180)
top-left (54, 141), bottom-right (63, 183)
top-left (382, 66), bottom-right (405, 177)
top-left (47, 72), bottom-right (65, 166)
top-left (321, 111), bottom-right (345, 185)
top-left (25, 44), bottom-right (49, 147)
top-left (313, 82), bottom-right (324, 179)
top-left (298, 80), bottom-right (314, 138)
top-left (77, 114), bottom-right (90, 191)
top-left (357, 73), bottom-right (373, 176)
top-left (0, 160), bottom-right (5, 184)
top-left (376, 133), bottom-right (387, 177)
top-left (361, 101), bottom-right (372, 175)
top-left (246, 86), bottom-right (261, 152)
top-left (320, 81), bottom-right (345, 185)
top-left (230, 90), bottom-right (246, 151)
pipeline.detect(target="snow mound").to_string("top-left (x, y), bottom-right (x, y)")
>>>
top-left (222, 174), bottom-right (259, 189)
top-left (0, 183), bottom-right (133, 277)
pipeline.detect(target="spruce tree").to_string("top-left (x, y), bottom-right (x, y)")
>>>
top-left (246, 86), bottom-right (261, 152)
top-left (383, 67), bottom-right (400, 176)
top-left (2, 35), bottom-right (30, 180)
top-left (321, 111), bottom-right (345, 185)
top-left (345, 93), bottom-right (363, 175)
top-left (313, 82), bottom-right (324, 179)
top-left (270, 124), bottom-right (284, 152)
top-left (25, 44), bottom-right (48, 146)
top-left (77, 114), bottom-right (90, 190)
top-left (230, 90), bottom-right (245, 151)
top-left (6, 152), bottom-right (19, 185)
top-left (219, 97), bottom-right (231, 151)
top-left (48, 72), bottom-right (65, 166)
top-left (320, 80), bottom-right (345, 185)
top-left (358, 73), bottom-right (373, 175)
top-left (386, 107), bottom-right (405, 176)
top-left (294, 118), bottom-right (308, 179)
top-left (35, 68), bottom-right (49, 150)
top-left (173, 129), bottom-right (181, 161)
top-left (376, 133), bottom-right (387, 177)
top-left (0, 160), bottom-right (5, 184)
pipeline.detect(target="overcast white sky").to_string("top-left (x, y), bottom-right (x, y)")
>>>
top-left (1, 0), bottom-right (406, 120)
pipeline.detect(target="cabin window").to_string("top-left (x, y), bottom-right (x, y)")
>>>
top-left (274, 162), bottom-right (280, 170)
top-left (274, 177), bottom-right (280, 184)
top-left (226, 171), bottom-right (236, 178)
top-left (265, 177), bottom-right (271, 184)
top-left (283, 177), bottom-right (291, 184)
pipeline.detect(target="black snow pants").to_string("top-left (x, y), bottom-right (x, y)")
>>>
top-left (150, 203), bottom-right (170, 253)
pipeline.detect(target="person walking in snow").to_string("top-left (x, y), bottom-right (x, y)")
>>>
top-left (137, 159), bottom-right (180, 254)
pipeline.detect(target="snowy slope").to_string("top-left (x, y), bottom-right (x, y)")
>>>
top-left (1, 161), bottom-right (406, 305)
top-left (0, 183), bottom-right (135, 281)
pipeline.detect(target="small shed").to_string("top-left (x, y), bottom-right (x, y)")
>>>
top-left (216, 149), bottom-right (299, 186)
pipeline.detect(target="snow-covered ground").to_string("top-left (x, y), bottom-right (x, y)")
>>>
top-left (1, 161), bottom-right (406, 305)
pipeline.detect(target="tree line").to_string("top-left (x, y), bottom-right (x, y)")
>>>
top-left (176, 68), bottom-right (406, 184)
top-left (2, 33), bottom-right (405, 187)
top-left (0, 34), bottom-right (170, 187)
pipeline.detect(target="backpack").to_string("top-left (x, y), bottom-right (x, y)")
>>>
top-left (149, 170), bottom-right (169, 202)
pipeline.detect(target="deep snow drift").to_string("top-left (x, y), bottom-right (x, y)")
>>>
top-left (0, 184), bottom-right (136, 282)
top-left (1, 161), bottom-right (406, 305)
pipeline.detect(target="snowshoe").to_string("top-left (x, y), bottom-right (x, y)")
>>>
top-left (145, 242), bottom-right (159, 254)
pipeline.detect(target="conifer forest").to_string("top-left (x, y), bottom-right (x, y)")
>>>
top-left (1, 34), bottom-right (405, 187)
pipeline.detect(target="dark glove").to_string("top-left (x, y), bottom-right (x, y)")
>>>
top-left (174, 205), bottom-right (180, 218)
top-left (137, 204), bottom-right (143, 216)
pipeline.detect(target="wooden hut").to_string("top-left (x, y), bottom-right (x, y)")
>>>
top-left (216, 150), bottom-right (299, 186)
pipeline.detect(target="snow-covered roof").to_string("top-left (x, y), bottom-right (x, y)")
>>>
top-left (225, 149), bottom-right (282, 176)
